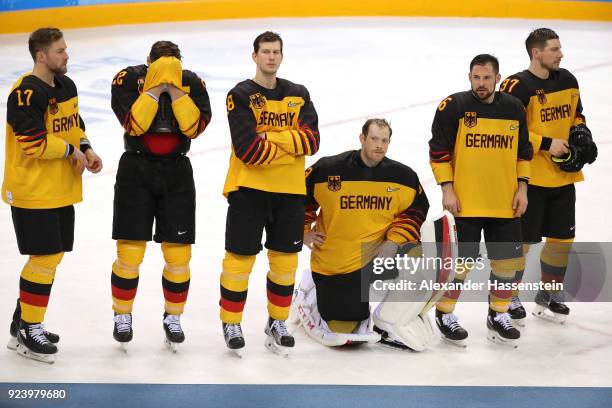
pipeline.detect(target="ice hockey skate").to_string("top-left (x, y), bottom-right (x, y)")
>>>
top-left (223, 323), bottom-right (245, 357)
top-left (163, 313), bottom-right (184, 353)
top-left (486, 308), bottom-right (520, 348)
top-left (264, 318), bottom-right (294, 357)
top-left (532, 290), bottom-right (569, 324)
top-left (508, 296), bottom-right (527, 327)
top-left (8, 299), bottom-right (59, 351)
top-left (113, 313), bottom-right (133, 352)
top-left (15, 321), bottom-right (58, 364)
top-left (435, 310), bottom-right (468, 348)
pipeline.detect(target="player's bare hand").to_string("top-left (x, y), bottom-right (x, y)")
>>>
top-left (441, 183), bottom-right (461, 216)
top-left (304, 230), bottom-right (325, 249)
top-left (376, 240), bottom-right (399, 260)
top-left (85, 149), bottom-right (103, 173)
top-left (70, 148), bottom-right (87, 175)
top-left (147, 84), bottom-right (168, 98)
top-left (549, 138), bottom-right (569, 157)
top-left (167, 85), bottom-right (186, 101)
top-left (513, 182), bottom-right (528, 217)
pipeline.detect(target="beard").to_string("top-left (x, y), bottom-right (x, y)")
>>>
top-left (49, 62), bottom-right (68, 75)
top-left (472, 88), bottom-right (494, 101)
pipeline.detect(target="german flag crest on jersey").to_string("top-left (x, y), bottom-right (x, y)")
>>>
top-left (249, 92), bottom-right (266, 109)
top-left (48, 98), bottom-right (59, 115)
top-left (464, 111), bottom-right (477, 128)
top-left (536, 89), bottom-right (547, 105)
top-left (328, 175), bottom-right (341, 191)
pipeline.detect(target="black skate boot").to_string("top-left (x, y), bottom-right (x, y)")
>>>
top-left (223, 323), bottom-right (245, 357)
top-left (487, 308), bottom-right (520, 348)
top-left (15, 320), bottom-right (58, 364)
top-left (8, 299), bottom-right (59, 350)
top-left (435, 309), bottom-right (468, 348)
top-left (264, 317), bottom-right (294, 357)
top-left (113, 313), bottom-right (133, 352)
top-left (533, 290), bottom-right (570, 324)
top-left (163, 313), bottom-right (184, 353)
top-left (508, 296), bottom-right (527, 327)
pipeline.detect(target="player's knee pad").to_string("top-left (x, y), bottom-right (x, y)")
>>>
top-left (116, 240), bottom-right (146, 266)
top-left (292, 269), bottom-right (380, 347)
top-left (267, 250), bottom-right (298, 285)
top-left (161, 242), bottom-right (191, 266)
top-left (542, 238), bottom-right (573, 267)
top-left (23, 253), bottom-right (64, 282)
top-left (490, 257), bottom-right (525, 279)
top-left (222, 251), bottom-right (256, 275)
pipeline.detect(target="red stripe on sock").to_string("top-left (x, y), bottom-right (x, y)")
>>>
top-left (266, 290), bottom-right (292, 308)
top-left (220, 298), bottom-right (246, 313)
top-left (163, 289), bottom-right (188, 304)
top-left (19, 291), bottom-right (49, 308)
top-left (112, 286), bottom-right (137, 301)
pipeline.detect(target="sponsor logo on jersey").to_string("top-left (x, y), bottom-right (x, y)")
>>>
top-left (387, 187), bottom-right (400, 192)
top-left (48, 98), bottom-right (59, 115)
top-left (510, 124), bottom-right (519, 131)
top-left (249, 92), bottom-right (266, 109)
top-left (464, 112), bottom-right (477, 128)
top-left (288, 101), bottom-right (301, 107)
top-left (540, 104), bottom-right (571, 123)
top-left (328, 175), bottom-right (341, 192)
top-left (536, 89), bottom-right (547, 105)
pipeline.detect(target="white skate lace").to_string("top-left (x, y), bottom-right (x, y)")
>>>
top-left (224, 323), bottom-right (242, 339)
top-left (493, 312), bottom-right (514, 330)
top-left (271, 320), bottom-right (290, 337)
top-left (28, 324), bottom-right (50, 345)
top-left (441, 313), bottom-right (463, 332)
top-left (163, 314), bottom-right (182, 334)
top-left (114, 314), bottom-right (132, 333)
top-left (509, 296), bottom-right (523, 311)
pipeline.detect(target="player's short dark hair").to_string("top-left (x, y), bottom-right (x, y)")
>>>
top-left (362, 118), bottom-right (392, 138)
top-left (525, 28), bottom-right (559, 60)
top-left (28, 27), bottom-right (63, 61)
top-left (253, 31), bottom-right (283, 54)
top-left (470, 54), bottom-right (499, 74)
top-left (149, 41), bottom-right (182, 62)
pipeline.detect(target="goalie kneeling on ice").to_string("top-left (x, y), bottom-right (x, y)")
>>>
top-left (291, 211), bottom-right (457, 351)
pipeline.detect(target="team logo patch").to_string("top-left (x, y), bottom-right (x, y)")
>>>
top-left (137, 78), bottom-right (145, 93)
top-left (464, 112), bottom-right (477, 128)
top-left (48, 98), bottom-right (59, 115)
top-left (328, 175), bottom-right (341, 192)
top-left (536, 89), bottom-right (547, 105)
top-left (249, 93), bottom-right (266, 109)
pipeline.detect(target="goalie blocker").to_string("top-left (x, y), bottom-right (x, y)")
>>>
top-left (290, 211), bottom-right (457, 350)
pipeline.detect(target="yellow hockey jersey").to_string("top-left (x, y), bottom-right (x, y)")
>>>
top-left (501, 68), bottom-right (585, 187)
top-left (223, 78), bottom-right (319, 197)
top-left (2, 73), bottom-right (90, 209)
top-left (429, 91), bottom-right (533, 218)
top-left (305, 150), bottom-right (429, 276)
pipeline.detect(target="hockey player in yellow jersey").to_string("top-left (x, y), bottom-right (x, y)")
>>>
top-left (220, 31), bottom-right (320, 356)
top-left (3, 28), bottom-right (103, 363)
top-left (110, 41), bottom-right (211, 352)
top-left (429, 54), bottom-right (533, 347)
top-left (292, 118), bottom-right (440, 350)
top-left (501, 28), bottom-right (597, 324)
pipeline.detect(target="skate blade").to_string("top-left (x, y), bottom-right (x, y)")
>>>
top-left (486, 330), bottom-right (518, 348)
top-left (7, 336), bottom-right (18, 351)
top-left (511, 318), bottom-right (526, 328)
top-left (264, 336), bottom-right (291, 357)
top-left (165, 338), bottom-right (179, 353)
top-left (440, 334), bottom-right (467, 348)
top-left (532, 306), bottom-right (567, 324)
top-left (377, 338), bottom-right (412, 351)
top-left (15, 344), bottom-right (55, 364)
top-left (229, 348), bottom-right (244, 358)
top-left (118, 342), bottom-right (129, 353)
